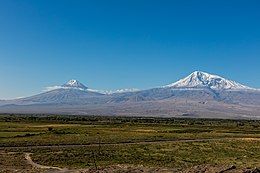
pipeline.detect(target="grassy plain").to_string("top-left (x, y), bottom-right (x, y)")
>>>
top-left (0, 114), bottom-right (260, 171)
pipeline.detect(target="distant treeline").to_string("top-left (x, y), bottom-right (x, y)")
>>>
top-left (0, 113), bottom-right (259, 127)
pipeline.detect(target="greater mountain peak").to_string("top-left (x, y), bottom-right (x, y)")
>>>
top-left (190, 71), bottom-right (220, 79)
top-left (62, 79), bottom-right (88, 89)
top-left (164, 71), bottom-right (252, 90)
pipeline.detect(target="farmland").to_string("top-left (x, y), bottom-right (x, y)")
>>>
top-left (0, 114), bottom-right (260, 172)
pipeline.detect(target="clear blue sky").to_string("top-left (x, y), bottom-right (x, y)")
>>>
top-left (0, 0), bottom-right (260, 99)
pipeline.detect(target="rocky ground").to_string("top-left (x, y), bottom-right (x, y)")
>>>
top-left (1, 164), bottom-right (260, 173)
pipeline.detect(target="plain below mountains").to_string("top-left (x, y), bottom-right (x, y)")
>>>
top-left (0, 71), bottom-right (260, 119)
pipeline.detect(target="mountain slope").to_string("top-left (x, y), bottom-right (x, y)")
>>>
top-left (164, 71), bottom-right (253, 90)
top-left (110, 71), bottom-right (259, 104)
top-left (0, 72), bottom-right (259, 119)
top-left (1, 80), bottom-right (110, 105)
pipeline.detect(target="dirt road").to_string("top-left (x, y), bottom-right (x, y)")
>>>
top-left (25, 153), bottom-right (64, 171)
top-left (0, 137), bottom-right (243, 150)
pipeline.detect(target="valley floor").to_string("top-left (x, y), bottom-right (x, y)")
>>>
top-left (0, 115), bottom-right (259, 172)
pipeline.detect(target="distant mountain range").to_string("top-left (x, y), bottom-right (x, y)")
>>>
top-left (0, 71), bottom-right (260, 119)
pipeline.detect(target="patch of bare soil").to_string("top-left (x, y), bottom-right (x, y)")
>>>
top-left (1, 151), bottom-right (259, 173)
top-left (177, 164), bottom-right (260, 173)
top-left (83, 164), bottom-right (260, 173)
top-left (1, 164), bottom-right (259, 173)
top-left (88, 164), bottom-right (177, 173)
top-left (240, 138), bottom-right (260, 142)
top-left (0, 151), bottom-right (32, 172)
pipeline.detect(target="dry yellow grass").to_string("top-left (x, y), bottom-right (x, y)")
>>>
top-left (134, 129), bottom-right (158, 133)
top-left (30, 124), bottom-right (81, 127)
top-left (239, 137), bottom-right (260, 141)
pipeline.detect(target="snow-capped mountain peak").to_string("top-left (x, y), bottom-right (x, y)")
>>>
top-left (46, 80), bottom-right (140, 94)
top-left (164, 71), bottom-right (252, 90)
top-left (62, 79), bottom-right (88, 89)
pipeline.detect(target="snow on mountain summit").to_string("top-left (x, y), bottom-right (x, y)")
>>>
top-left (45, 72), bottom-right (254, 94)
top-left (46, 80), bottom-right (140, 94)
top-left (164, 71), bottom-right (252, 90)
top-left (62, 80), bottom-right (88, 89)
top-left (46, 80), bottom-right (88, 91)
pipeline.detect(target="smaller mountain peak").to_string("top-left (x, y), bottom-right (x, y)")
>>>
top-left (66, 79), bottom-right (80, 86)
top-left (62, 79), bottom-right (88, 89)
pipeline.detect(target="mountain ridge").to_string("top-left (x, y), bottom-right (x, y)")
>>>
top-left (42, 71), bottom-right (257, 97)
top-left (62, 79), bottom-right (88, 89)
top-left (163, 71), bottom-right (253, 90)
top-left (0, 71), bottom-right (259, 119)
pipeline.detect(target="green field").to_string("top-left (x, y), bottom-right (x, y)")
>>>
top-left (0, 115), bottom-right (260, 172)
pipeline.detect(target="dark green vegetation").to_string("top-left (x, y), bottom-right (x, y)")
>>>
top-left (27, 140), bottom-right (260, 169)
top-left (0, 114), bottom-right (260, 171)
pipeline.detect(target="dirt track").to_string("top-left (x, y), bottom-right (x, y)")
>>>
top-left (25, 153), bottom-right (88, 173)
top-left (2, 137), bottom-right (259, 173)
top-left (25, 153), bottom-right (64, 171)
top-left (24, 152), bottom-right (260, 173)
top-left (0, 137), bottom-right (246, 150)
